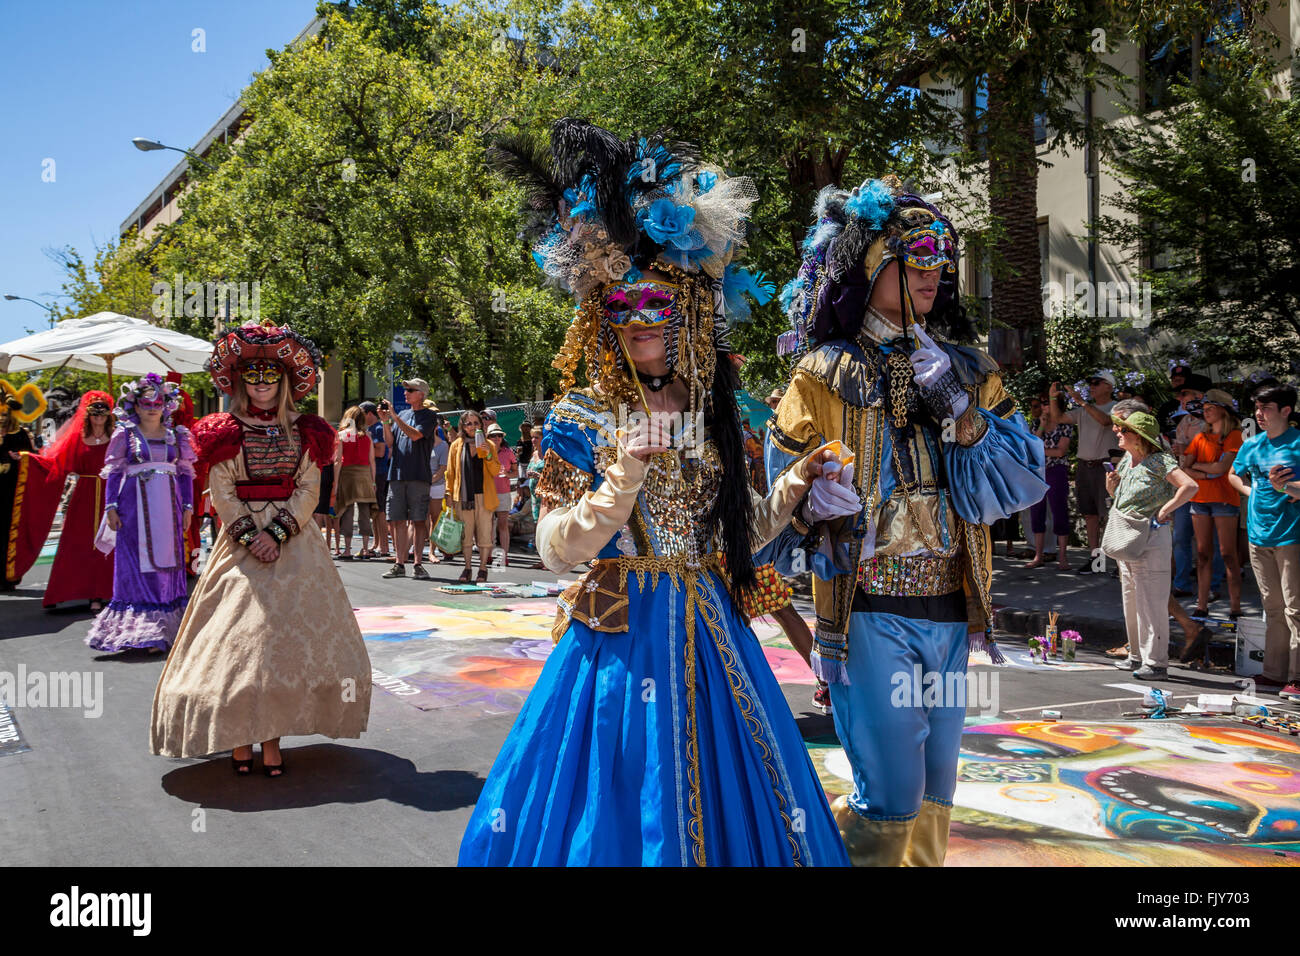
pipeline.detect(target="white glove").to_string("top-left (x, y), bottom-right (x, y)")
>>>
top-left (804, 461), bottom-right (860, 522)
top-left (908, 324), bottom-right (951, 388)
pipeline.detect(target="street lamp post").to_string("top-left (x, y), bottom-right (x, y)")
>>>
top-left (3, 294), bottom-right (58, 329)
top-left (131, 137), bottom-right (215, 171)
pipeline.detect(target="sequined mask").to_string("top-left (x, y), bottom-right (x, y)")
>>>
top-left (601, 281), bottom-right (679, 328)
top-left (895, 219), bottom-right (956, 273)
top-left (240, 360), bottom-right (285, 386)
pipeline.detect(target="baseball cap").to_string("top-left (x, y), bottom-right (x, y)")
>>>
top-left (359, 401), bottom-right (377, 414)
top-left (1088, 370), bottom-right (1116, 387)
top-left (401, 378), bottom-right (430, 393)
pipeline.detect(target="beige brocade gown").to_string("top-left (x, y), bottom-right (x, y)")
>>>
top-left (150, 427), bottom-right (372, 757)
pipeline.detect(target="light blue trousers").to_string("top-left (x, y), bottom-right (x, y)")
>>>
top-left (828, 611), bottom-right (969, 820)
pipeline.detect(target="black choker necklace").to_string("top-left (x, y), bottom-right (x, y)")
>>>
top-left (637, 369), bottom-right (674, 392)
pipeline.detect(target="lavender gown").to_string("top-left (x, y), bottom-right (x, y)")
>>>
top-left (86, 425), bottom-right (194, 652)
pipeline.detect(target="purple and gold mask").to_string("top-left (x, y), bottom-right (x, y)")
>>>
top-left (897, 219), bottom-right (956, 272)
top-left (601, 280), bottom-right (678, 328)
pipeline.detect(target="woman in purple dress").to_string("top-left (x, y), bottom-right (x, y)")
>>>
top-left (86, 374), bottom-right (195, 654)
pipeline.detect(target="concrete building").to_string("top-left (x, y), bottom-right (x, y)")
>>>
top-left (924, 4), bottom-right (1298, 378)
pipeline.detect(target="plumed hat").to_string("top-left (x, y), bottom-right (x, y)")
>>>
top-left (778, 178), bottom-right (966, 356)
top-left (207, 320), bottom-right (322, 400)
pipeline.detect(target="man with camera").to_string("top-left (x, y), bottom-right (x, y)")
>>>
top-left (378, 380), bottom-right (438, 580)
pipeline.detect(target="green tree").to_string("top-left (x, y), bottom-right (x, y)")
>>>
top-left (1100, 45), bottom-right (1300, 374)
top-left (890, 1), bottom-right (1254, 370)
top-left (159, 6), bottom-right (573, 406)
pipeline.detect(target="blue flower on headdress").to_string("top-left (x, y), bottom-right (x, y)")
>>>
top-left (844, 179), bottom-right (895, 231)
top-left (695, 171), bottom-right (717, 194)
top-left (641, 199), bottom-right (702, 249)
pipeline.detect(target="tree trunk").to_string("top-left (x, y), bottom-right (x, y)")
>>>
top-left (783, 143), bottom-right (848, 258)
top-left (985, 68), bottom-right (1044, 370)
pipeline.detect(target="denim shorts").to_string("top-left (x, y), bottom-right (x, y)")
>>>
top-left (1190, 501), bottom-right (1240, 518)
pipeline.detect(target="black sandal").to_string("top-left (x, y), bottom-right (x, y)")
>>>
top-left (458, 569), bottom-right (472, 583)
top-left (231, 753), bottom-right (254, 776)
top-left (476, 570), bottom-right (489, 584)
top-left (263, 759), bottom-right (286, 778)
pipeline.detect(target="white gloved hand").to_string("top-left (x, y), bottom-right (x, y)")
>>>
top-left (908, 324), bottom-right (951, 388)
top-left (804, 461), bottom-right (860, 522)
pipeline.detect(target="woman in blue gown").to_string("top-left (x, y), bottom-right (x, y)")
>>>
top-left (459, 120), bottom-right (854, 866)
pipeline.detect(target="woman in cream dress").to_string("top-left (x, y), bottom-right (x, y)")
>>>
top-left (150, 321), bottom-right (371, 777)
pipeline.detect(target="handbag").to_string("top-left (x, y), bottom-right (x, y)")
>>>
top-left (433, 508), bottom-right (464, 555)
top-left (1100, 505), bottom-right (1153, 563)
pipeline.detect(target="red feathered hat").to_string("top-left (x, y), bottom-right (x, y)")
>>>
top-left (207, 320), bottom-right (322, 401)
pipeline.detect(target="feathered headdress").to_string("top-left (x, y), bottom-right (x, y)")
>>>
top-left (778, 177), bottom-right (968, 357)
top-left (491, 118), bottom-right (773, 314)
top-left (491, 118), bottom-right (774, 405)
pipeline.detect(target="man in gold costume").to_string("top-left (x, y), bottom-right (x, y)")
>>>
top-left (762, 181), bottom-right (1047, 865)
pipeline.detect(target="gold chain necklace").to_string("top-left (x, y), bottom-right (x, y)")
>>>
top-left (885, 348), bottom-right (944, 554)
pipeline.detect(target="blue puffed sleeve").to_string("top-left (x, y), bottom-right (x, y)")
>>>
top-left (535, 389), bottom-right (614, 512)
top-left (945, 409), bottom-right (1048, 524)
top-left (539, 406), bottom-right (596, 477)
top-left (755, 433), bottom-right (807, 574)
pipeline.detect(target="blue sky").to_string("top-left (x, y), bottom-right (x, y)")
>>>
top-left (0, 0), bottom-right (322, 343)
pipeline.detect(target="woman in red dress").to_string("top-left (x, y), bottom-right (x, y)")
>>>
top-left (23, 391), bottom-right (117, 609)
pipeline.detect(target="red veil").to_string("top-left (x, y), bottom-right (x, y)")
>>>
top-left (8, 391), bottom-right (115, 582)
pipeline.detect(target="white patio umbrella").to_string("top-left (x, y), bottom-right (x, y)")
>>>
top-left (0, 311), bottom-right (214, 389)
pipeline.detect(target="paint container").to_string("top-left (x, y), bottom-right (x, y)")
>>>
top-left (1041, 709), bottom-right (1062, 721)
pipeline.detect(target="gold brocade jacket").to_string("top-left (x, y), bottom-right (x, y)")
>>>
top-left (762, 330), bottom-right (1043, 656)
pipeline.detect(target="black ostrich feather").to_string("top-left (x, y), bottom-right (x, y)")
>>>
top-left (486, 132), bottom-right (565, 216)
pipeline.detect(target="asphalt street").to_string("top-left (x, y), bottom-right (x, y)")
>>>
top-left (0, 542), bottom-right (1284, 866)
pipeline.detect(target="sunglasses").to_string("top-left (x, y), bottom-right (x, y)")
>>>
top-left (403, 386), bottom-right (421, 392)
top-left (240, 360), bottom-right (284, 386)
top-left (601, 280), bottom-right (678, 328)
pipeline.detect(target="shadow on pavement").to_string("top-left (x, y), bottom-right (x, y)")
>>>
top-left (160, 743), bottom-right (484, 813)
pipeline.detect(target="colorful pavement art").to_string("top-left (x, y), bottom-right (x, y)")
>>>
top-left (356, 601), bottom-right (1300, 865)
top-left (808, 719), bottom-right (1300, 866)
top-left (353, 601), bottom-right (825, 715)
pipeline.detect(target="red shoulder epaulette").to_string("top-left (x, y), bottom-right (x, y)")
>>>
top-left (190, 412), bottom-right (243, 490)
top-left (295, 414), bottom-right (336, 469)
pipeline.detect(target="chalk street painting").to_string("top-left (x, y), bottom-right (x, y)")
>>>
top-left (808, 719), bottom-right (1300, 866)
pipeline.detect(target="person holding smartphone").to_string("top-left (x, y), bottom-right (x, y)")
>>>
top-left (1228, 384), bottom-right (1300, 700)
top-left (379, 380), bottom-right (438, 580)
top-left (445, 410), bottom-right (499, 583)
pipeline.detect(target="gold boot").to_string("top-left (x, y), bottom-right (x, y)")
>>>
top-left (902, 798), bottom-right (952, 867)
top-left (831, 795), bottom-right (915, 867)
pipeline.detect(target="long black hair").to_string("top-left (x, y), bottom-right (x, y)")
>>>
top-left (705, 352), bottom-right (757, 591)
